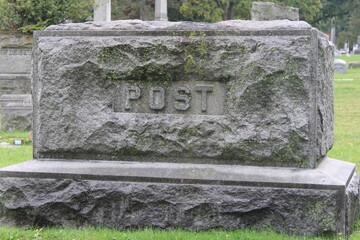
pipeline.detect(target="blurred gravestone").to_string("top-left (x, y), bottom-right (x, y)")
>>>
top-left (0, 94), bottom-right (32, 131)
top-left (348, 62), bottom-right (360, 69)
top-left (334, 59), bottom-right (347, 74)
top-left (251, 2), bottom-right (299, 21)
top-left (354, 49), bottom-right (360, 55)
top-left (94, 0), bottom-right (111, 22)
top-left (1, 103), bottom-right (32, 131)
top-left (0, 20), bottom-right (358, 237)
top-left (0, 32), bottom-right (32, 95)
top-left (155, 0), bottom-right (168, 21)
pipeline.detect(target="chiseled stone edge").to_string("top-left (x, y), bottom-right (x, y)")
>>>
top-left (36, 29), bottom-right (313, 37)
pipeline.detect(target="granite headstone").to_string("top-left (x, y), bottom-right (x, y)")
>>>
top-left (30, 20), bottom-right (334, 168)
top-left (0, 20), bottom-right (358, 237)
top-left (348, 62), bottom-right (360, 69)
top-left (334, 59), bottom-right (347, 74)
top-left (94, 0), bottom-right (111, 22)
top-left (251, 2), bottom-right (299, 21)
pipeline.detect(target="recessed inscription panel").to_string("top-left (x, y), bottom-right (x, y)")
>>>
top-left (113, 81), bottom-right (226, 115)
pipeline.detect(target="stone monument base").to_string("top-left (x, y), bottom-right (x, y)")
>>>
top-left (0, 158), bottom-right (358, 237)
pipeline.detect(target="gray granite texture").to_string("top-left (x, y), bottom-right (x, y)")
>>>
top-left (32, 20), bottom-right (334, 168)
top-left (0, 94), bottom-right (32, 131)
top-left (0, 102), bottom-right (32, 131)
top-left (0, 158), bottom-right (358, 236)
top-left (251, 2), bottom-right (299, 21)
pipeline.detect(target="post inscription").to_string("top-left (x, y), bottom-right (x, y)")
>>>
top-left (113, 81), bottom-right (226, 115)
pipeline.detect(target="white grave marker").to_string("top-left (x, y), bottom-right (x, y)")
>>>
top-left (94, 0), bottom-right (111, 22)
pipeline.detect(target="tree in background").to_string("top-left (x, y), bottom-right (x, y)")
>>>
top-left (1, 0), bottom-right (358, 48)
top-left (322, 0), bottom-right (360, 49)
top-left (112, 0), bottom-right (155, 20)
top-left (0, 0), bottom-right (94, 33)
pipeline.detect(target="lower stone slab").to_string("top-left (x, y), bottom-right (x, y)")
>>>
top-left (0, 158), bottom-right (358, 236)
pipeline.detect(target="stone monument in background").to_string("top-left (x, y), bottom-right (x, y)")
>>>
top-left (0, 32), bottom-right (32, 95)
top-left (94, 0), bottom-right (111, 22)
top-left (155, 0), bottom-right (168, 21)
top-left (334, 59), bottom-right (347, 74)
top-left (0, 31), bottom-right (33, 131)
top-left (0, 20), bottom-right (359, 236)
top-left (251, 2), bottom-right (299, 21)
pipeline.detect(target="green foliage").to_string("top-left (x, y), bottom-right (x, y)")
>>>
top-left (180, 0), bottom-right (225, 22)
top-left (312, 0), bottom-right (360, 49)
top-left (0, 0), bottom-right (94, 32)
top-left (112, 0), bottom-right (190, 21)
top-left (112, 0), bottom-right (155, 21)
top-left (275, 0), bottom-right (322, 22)
top-left (178, 0), bottom-right (322, 23)
top-left (336, 1), bottom-right (360, 49)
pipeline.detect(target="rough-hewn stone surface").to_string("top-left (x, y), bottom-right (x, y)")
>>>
top-left (251, 2), bottom-right (299, 21)
top-left (0, 31), bottom-right (33, 49)
top-left (32, 20), bottom-right (333, 168)
top-left (0, 174), bottom-right (357, 236)
top-left (0, 103), bottom-right (32, 131)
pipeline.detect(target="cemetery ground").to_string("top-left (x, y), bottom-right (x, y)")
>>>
top-left (0, 55), bottom-right (359, 239)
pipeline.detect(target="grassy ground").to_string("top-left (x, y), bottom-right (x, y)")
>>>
top-left (0, 55), bottom-right (360, 239)
top-left (0, 131), bottom-right (32, 168)
top-left (0, 227), bottom-right (345, 240)
top-left (328, 54), bottom-right (360, 172)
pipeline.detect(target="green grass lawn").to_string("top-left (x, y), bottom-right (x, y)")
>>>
top-left (0, 227), bottom-right (346, 240)
top-left (0, 131), bottom-right (32, 168)
top-left (327, 54), bottom-right (360, 172)
top-left (1, 56), bottom-right (360, 239)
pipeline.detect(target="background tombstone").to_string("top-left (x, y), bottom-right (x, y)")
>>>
top-left (0, 94), bottom-right (32, 131)
top-left (348, 62), bottom-right (360, 69)
top-left (0, 20), bottom-right (358, 236)
top-left (334, 59), bottom-right (347, 74)
top-left (94, 0), bottom-right (111, 22)
top-left (251, 1), bottom-right (299, 21)
top-left (0, 102), bottom-right (32, 131)
top-left (155, 0), bottom-right (168, 21)
top-left (0, 31), bottom-right (33, 131)
top-left (354, 49), bottom-right (360, 55)
top-left (0, 32), bottom-right (32, 95)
